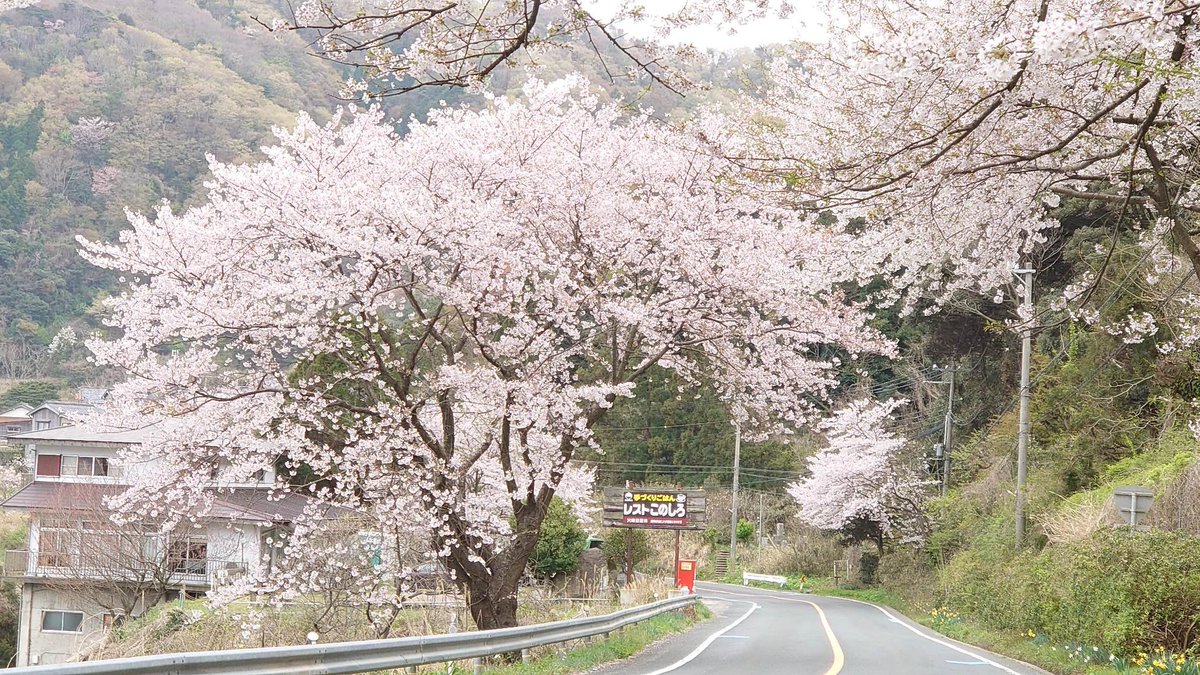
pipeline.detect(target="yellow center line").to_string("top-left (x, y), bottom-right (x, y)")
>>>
top-left (700, 586), bottom-right (845, 675)
top-left (797, 598), bottom-right (845, 675)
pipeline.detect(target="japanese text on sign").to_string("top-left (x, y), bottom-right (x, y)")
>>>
top-left (621, 490), bottom-right (688, 527)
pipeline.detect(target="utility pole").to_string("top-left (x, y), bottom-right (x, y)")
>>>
top-left (729, 423), bottom-right (741, 569)
top-left (1014, 264), bottom-right (1035, 546)
top-left (757, 493), bottom-right (765, 547)
top-left (941, 366), bottom-right (955, 497)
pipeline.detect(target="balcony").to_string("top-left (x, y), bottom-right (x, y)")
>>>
top-left (2, 550), bottom-right (247, 588)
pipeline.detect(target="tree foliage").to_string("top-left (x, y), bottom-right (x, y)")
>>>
top-left (83, 78), bottom-right (891, 631)
top-left (0, 379), bottom-right (59, 409)
top-left (528, 497), bottom-right (587, 580)
top-left (789, 399), bottom-right (929, 551)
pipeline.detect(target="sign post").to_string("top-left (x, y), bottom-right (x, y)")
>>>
top-left (1113, 486), bottom-right (1154, 530)
top-left (602, 487), bottom-right (706, 589)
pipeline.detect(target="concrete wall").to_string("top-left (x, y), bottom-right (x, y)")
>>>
top-left (17, 585), bottom-right (114, 666)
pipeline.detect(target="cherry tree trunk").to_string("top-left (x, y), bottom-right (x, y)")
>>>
top-left (465, 583), bottom-right (520, 631)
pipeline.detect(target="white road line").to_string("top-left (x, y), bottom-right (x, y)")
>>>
top-left (839, 598), bottom-right (1023, 675)
top-left (641, 600), bottom-right (759, 675)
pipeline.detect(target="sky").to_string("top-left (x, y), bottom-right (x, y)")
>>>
top-left (583, 0), bottom-right (829, 50)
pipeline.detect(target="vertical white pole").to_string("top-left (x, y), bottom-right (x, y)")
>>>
top-left (1015, 264), bottom-right (1034, 546)
top-left (941, 367), bottom-right (955, 497)
top-left (729, 424), bottom-right (741, 569)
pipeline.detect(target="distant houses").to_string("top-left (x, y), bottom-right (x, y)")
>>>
top-left (0, 405), bottom-right (33, 443)
top-left (0, 389), bottom-right (330, 666)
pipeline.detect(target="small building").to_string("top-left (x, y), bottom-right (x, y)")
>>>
top-left (27, 402), bottom-right (100, 432)
top-left (0, 414), bottom-right (32, 444)
top-left (1, 425), bottom-right (328, 666)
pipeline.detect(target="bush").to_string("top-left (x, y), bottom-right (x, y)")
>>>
top-left (529, 498), bottom-right (587, 579)
top-left (736, 520), bottom-right (754, 544)
top-left (746, 535), bottom-right (842, 577)
top-left (602, 528), bottom-right (653, 573)
top-left (858, 551), bottom-right (879, 586)
top-left (941, 528), bottom-right (1200, 655)
top-left (0, 380), bottom-right (59, 409)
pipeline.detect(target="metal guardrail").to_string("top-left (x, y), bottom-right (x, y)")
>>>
top-left (11, 594), bottom-right (697, 674)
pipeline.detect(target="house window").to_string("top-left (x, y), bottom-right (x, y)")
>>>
top-left (35, 420), bottom-right (50, 430)
top-left (5, 426), bottom-right (19, 433)
top-left (35, 455), bottom-right (61, 477)
top-left (168, 539), bottom-right (208, 575)
top-left (37, 529), bottom-right (73, 568)
top-left (62, 456), bottom-right (110, 477)
top-left (41, 611), bottom-right (83, 633)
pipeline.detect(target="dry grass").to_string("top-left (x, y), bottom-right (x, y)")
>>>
top-left (1040, 496), bottom-right (1122, 544)
top-left (1147, 459), bottom-right (1200, 535)
top-left (961, 457), bottom-right (1011, 507)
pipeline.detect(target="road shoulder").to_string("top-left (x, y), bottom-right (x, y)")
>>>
top-left (585, 596), bottom-right (738, 674)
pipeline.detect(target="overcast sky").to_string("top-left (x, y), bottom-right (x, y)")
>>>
top-left (583, 1), bottom-right (828, 50)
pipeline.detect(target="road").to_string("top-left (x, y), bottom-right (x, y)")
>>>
top-left (592, 582), bottom-right (1047, 675)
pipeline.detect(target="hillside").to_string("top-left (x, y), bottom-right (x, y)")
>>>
top-left (0, 1), bottom-right (347, 350)
top-left (0, 1), bottom-right (763, 371)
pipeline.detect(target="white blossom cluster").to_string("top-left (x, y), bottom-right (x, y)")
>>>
top-left (82, 77), bottom-right (893, 619)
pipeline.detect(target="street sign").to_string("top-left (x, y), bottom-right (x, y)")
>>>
top-left (1112, 486), bottom-right (1154, 528)
top-left (601, 487), bottom-right (706, 530)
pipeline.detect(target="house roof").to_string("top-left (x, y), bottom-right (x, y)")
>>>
top-left (1, 481), bottom-right (123, 510)
top-left (0, 406), bottom-right (31, 417)
top-left (78, 388), bottom-right (109, 405)
top-left (1, 482), bottom-right (339, 524)
top-left (31, 400), bottom-right (100, 419)
top-left (8, 425), bottom-right (155, 445)
top-left (0, 417), bottom-right (31, 424)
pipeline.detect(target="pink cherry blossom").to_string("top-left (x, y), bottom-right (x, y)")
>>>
top-left (81, 77), bottom-right (892, 629)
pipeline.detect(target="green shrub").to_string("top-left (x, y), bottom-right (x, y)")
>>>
top-left (940, 528), bottom-right (1200, 655)
top-left (736, 520), bottom-right (754, 544)
top-left (602, 529), bottom-right (653, 572)
top-left (858, 551), bottom-right (879, 586)
top-left (529, 498), bottom-right (588, 579)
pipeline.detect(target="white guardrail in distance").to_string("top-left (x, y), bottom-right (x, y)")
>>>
top-left (742, 571), bottom-right (787, 587)
top-left (11, 595), bottom-right (697, 675)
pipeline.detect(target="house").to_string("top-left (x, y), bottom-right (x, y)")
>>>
top-left (0, 425), bottom-right (326, 666)
top-left (0, 411), bottom-right (32, 445)
top-left (27, 402), bottom-right (100, 432)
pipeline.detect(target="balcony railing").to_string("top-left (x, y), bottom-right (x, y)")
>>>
top-left (2, 550), bottom-right (247, 588)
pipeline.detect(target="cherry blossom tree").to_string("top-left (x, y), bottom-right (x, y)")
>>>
top-left (788, 399), bottom-right (929, 552)
top-left (263, 0), bottom-right (779, 95)
top-left (81, 78), bottom-right (892, 631)
top-left (719, 0), bottom-right (1200, 319)
top-left (0, 1), bottom-right (37, 9)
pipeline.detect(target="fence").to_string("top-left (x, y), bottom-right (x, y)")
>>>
top-left (9, 594), bottom-right (698, 674)
top-left (2, 550), bottom-right (247, 588)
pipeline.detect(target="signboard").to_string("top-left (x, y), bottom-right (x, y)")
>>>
top-left (602, 487), bottom-right (706, 530)
top-left (1112, 486), bottom-right (1154, 528)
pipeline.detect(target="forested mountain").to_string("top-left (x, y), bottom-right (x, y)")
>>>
top-left (0, 0), bottom-right (763, 351)
top-left (0, 1), bottom-right (345, 344)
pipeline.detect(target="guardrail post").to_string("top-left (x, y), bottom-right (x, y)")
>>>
top-left (521, 648), bottom-right (530, 662)
top-left (472, 656), bottom-right (482, 675)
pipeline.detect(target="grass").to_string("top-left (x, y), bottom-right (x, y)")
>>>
top-left (480, 604), bottom-right (712, 675)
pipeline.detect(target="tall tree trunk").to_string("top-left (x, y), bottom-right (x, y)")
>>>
top-left (465, 577), bottom-right (521, 631)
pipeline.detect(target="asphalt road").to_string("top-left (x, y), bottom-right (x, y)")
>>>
top-left (591, 582), bottom-right (1048, 675)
